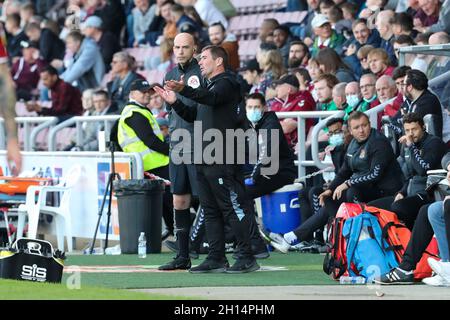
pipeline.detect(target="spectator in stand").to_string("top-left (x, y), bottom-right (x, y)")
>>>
top-left (145, 38), bottom-right (175, 72)
top-left (343, 81), bottom-right (362, 120)
top-left (328, 5), bottom-right (351, 36)
top-left (290, 0), bottom-right (320, 43)
top-left (144, 0), bottom-right (174, 46)
top-left (375, 10), bottom-right (397, 66)
top-left (148, 84), bottom-right (167, 118)
top-left (343, 19), bottom-right (381, 78)
top-left (356, 44), bottom-right (374, 76)
top-left (332, 82), bottom-right (349, 111)
top-left (310, 14), bottom-right (345, 57)
top-left (392, 12), bottom-right (416, 39)
top-left (259, 18), bottom-right (279, 44)
top-left (208, 22), bottom-right (239, 72)
top-left (60, 31), bottom-right (105, 92)
top-left (107, 51), bottom-right (143, 112)
top-left (357, 73), bottom-right (380, 112)
top-left (26, 66), bottom-right (83, 122)
top-left (81, 88), bottom-right (95, 116)
top-left (178, 0), bottom-right (228, 29)
top-left (25, 22), bottom-right (65, 65)
top-left (307, 58), bottom-right (322, 102)
top-left (240, 59), bottom-right (262, 95)
top-left (426, 32), bottom-right (450, 87)
top-left (255, 45), bottom-right (286, 101)
top-left (413, 0), bottom-right (440, 32)
top-left (359, 0), bottom-right (388, 18)
top-left (5, 13), bottom-right (28, 60)
top-left (341, 2), bottom-right (358, 24)
top-left (92, 0), bottom-right (126, 41)
top-left (318, 0), bottom-right (334, 17)
top-left (291, 67), bottom-right (314, 94)
top-left (418, 0), bottom-right (450, 34)
top-left (392, 35), bottom-right (427, 73)
top-left (75, 90), bottom-right (119, 151)
top-left (314, 73), bottom-right (339, 111)
top-left (171, 3), bottom-right (202, 35)
top-left (273, 25), bottom-right (295, 68)
top-left (19, 2), bottom-right (36, 28)
top-left (316, 47), bottom-right (356, 83)
top-left (383, 65), bottom-right (411, 118)
top-left (367, 48), bottom-right (395, 78)
top-left (288, 41), bottom-right (310, 70)
top-left (270, 74), bottom-right (316, 149)
top-left (81, 16), bottom-right (121, 73)
top-left (376, 75), bottom-right (397, 108)
top-left (131, 0), bottom-right (157, 47)
top-left (11, 40), bottom-right (46, 101)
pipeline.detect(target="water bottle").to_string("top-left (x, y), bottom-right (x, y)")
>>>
top-left (339, 276), bottom-right (366, 284)
top-left (138, 232), bottom-right (147, 258)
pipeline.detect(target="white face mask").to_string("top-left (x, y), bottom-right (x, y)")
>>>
top-left (346, 94), bottom-right (360, 108)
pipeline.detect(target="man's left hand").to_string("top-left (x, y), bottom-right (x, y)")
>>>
top-left (333, 182), bottom-right (349, 200)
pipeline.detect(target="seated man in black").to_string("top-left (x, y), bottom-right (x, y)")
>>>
top-left (282, 111), bottom-right (404, 247)
top-left (369, 112), bottom-right (447, 229)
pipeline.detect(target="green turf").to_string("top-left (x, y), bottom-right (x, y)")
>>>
top-left (0, 279), bottom-right (190, 300)
top-left (63, 252), bottom-right (338, 289)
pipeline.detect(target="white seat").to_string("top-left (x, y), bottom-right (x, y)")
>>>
top-left (16, 164), bottom-right (83, 252)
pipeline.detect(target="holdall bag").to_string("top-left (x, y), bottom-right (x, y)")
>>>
top-left (0, 238), bottom-right (65, 283)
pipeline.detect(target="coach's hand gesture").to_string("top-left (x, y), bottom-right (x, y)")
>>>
top-left (154, 86), bottom-right (177, 105)
top-left (164, 75), bottom-right (185, 92)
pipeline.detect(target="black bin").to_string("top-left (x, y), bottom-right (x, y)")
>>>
top-left (113, 179), bottom-right (165, 254)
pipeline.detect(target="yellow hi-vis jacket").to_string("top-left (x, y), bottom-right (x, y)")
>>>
top-left (118, 102), bottom-right (169, 171)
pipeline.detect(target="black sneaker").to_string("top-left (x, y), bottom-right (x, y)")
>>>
top-left (226, 258), bottom-right (260, 274)
top-left (158, 256), bottom-right (191, 271)
top-left (189, 258), bottom-right (229, 274)
top-left (373, 268), bottom-right (415, 285)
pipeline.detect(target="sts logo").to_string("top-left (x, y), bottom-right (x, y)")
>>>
top-left (21, 264), bottom-right (47, 281)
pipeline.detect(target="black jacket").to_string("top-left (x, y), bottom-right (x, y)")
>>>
top-left (329, 129), bottom-right (403, 194)
top-left (39, 29), bottom-right (65, 63)
top-left (170, 71), bottom-right (242, 164)
top-left (391, 90), bottom-right (443, 138)
top-left (246, 111), bottom-right (297, 183)
top-left (398, 132), bottom-right (447, 196)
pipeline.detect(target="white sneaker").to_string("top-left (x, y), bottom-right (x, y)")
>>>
top-left (428, 258), bottom-right (450, 281)
top-left (422, 274), bottom-right (450, 287)
top-left (268, 232), bottom-right (291, 253)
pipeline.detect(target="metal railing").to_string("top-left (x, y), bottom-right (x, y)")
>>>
top-left (48, 115), bottom-right (120, 151)
top-left (17, 117), bottom-right (58, 151)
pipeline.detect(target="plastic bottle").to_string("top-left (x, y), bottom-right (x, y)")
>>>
top-left (339, 276), bottom-right (366, 284)
top-left (138, 232), bottom-right (147, 258)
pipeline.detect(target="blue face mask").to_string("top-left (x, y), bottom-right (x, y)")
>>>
top-left (346, 95), bottom-right (360, 108)
top-left (247, 109), bottom-right (263, 123)
top-left (329, 133), bottom-right (345, 147)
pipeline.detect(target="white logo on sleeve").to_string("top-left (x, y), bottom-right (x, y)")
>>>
top-left (187, 75), bottom-right (200, 89)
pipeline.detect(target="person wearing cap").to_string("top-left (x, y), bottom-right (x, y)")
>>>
top-left (11, 40), bottom-right (46, 101)
top-left (81, 15), bottom-right (121, 72)
top-left (26, 66), bottom-right (83, 122)
top-left (60, 30), bottom-right (105, 92)
top-left (240, 59), bottom-right (262, 95)
top-left (117, 79), bottom-right (173, 237)
top-left (155, 45), bottom-right (260, 274)
top-left (270, 74), bottom-right (316, 149)
top-left (310, 13), bottom-right (345, 58)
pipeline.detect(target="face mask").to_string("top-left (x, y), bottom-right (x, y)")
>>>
top-left (363, 94), bottom-right (377, 103)
top-left (247, 109), bottom-right (263, 123)
top-left (346, 95), bottom-right (360, 108)
top-left (329, 132), bottom-right (345, 147)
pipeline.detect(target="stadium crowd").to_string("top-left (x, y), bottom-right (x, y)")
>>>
top-left (1, 0), bottom-right (450, 283)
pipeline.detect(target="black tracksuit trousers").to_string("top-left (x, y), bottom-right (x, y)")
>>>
top-left (196, 164), bottom-right (254, 261)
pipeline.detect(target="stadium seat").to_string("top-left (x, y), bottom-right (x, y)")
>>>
top-left (125, 47), bottom-right (160, 69)
top-left (16, 164), bottom-right (83, 252)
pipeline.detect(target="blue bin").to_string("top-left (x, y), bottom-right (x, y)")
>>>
top-left (259, 183), bottom-right (302, 234)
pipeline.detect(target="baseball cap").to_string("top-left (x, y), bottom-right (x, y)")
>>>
top-left (239, 59), bottom-right (261, 73)
top-left (273, 74), bottom-right (300, 88)
top-left (130, 79), bottom-right (153, 92)
top-left (81, 16), bottom-right (103, 29)
top-left (20, 40), bottom-right (39, 49)
top-left (311, 14), bottom-right (330, 29)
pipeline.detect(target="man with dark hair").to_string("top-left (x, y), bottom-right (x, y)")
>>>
top-left (273, 25), bottom-right (293, 67)
top-left (392, 69), bottom-right (443, 138)
top-left (370, 112), bottom-right (447, 229)
top-left (155, 45), bottom-right (260, 274)
top-left (288, 41), bottom-right (310, 69)
top-left (26, 66), bottom-right (83, 122)
top-left (208, 22), bottom-right (239, 71)
top-left (259, 18), bottom-right (279, 44)
top-left (392, 12), bottom-right (415, 38)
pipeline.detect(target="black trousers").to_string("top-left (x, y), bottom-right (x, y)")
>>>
top-left (148, 165), bottom-right (174, 234)
top-left (196, 164), bottom-right (254, 260)
top-left (293, 185), bottom-right (390, 242)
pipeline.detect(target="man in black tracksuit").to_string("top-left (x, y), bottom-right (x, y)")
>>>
top-left (389, 69), bottom-right (444, 139)
top-left (289, 111), bottom-right (404, 243)
top-left (369, 112), bottom-right (448, 229)
top-left (159, 33), bottom-right (202, 271)
top-left (155, 45), bottom-right (259, 274)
